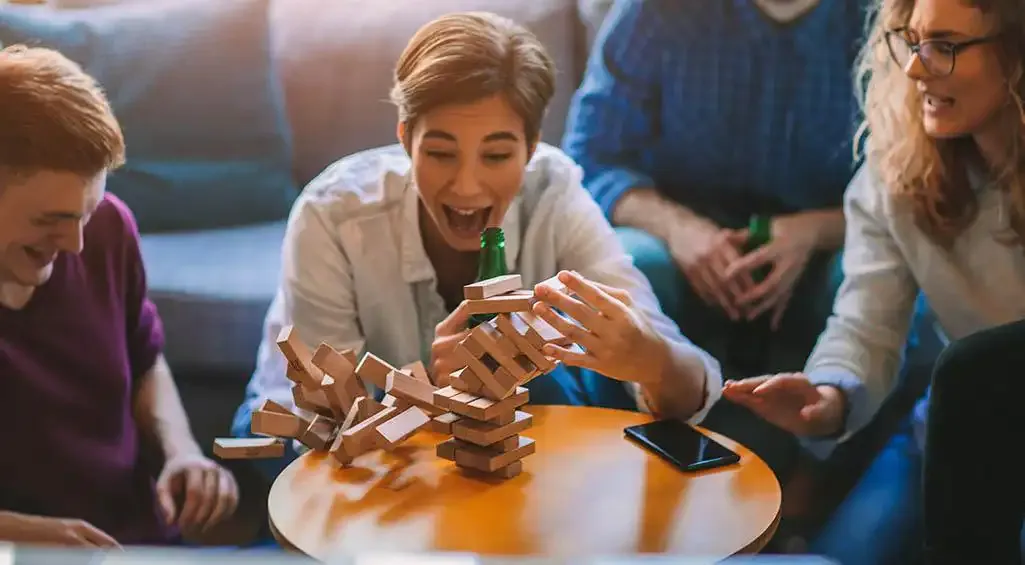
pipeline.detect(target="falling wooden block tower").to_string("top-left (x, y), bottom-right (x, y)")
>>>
top-left (213, 328), bottom-right (443, 466)
top-left (431, 274), bottom-right (571, 479)
top-left (213, 273), bottom-right (576, 483)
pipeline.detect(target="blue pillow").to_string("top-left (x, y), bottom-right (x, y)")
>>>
top-left (0, 0), bottom-right (298, 232)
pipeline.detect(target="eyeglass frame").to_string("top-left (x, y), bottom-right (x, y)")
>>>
top-left (884, 27), bottom-right (1002, 77)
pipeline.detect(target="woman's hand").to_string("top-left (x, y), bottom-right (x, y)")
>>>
top-left (531, 270), bottom-right (669, 384)
top-left (722, 373), bottom-right (847, 437)
top-left (429, 300), bottom-right (473, 387)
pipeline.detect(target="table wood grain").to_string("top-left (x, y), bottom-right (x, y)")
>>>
top-left (268, 406), bottom-right (781, 561)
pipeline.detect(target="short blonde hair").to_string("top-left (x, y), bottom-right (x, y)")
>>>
top-left (0, 45), bottom-right (124, 179)
top-left (855, 0), bottom-right (1025, 247)
top-left (390, 12), bottom-right (556, 146)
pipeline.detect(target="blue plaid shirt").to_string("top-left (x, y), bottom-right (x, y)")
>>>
top-left (563, 0), bottom-right (869, 221)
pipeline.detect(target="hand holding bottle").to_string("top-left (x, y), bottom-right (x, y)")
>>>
top-left (530, 270), bottom-right (669, 384)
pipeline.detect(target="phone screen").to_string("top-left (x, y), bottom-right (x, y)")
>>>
top-left (624, 419), bottom-right (740, 472)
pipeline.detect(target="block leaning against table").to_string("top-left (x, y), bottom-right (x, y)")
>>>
top-left (231, 11), bottom-right (723, 483)
top-left (723, 0), bottom-right (1025, 563)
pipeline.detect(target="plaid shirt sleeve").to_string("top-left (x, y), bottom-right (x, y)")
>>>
top-left (561, 0), bottom-right (663, 220)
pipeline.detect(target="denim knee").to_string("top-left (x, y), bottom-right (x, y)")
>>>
top-left (615, 226), bottom-right (683, 320)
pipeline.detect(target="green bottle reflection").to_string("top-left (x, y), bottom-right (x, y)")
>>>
top-left (468, 226), bottom-right (508, 329)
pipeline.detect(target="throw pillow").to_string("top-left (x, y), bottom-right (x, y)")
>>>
top-left (0, 0), bottom-right (298, 232)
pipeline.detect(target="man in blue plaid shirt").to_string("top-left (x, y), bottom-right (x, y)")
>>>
top-left (563, 0), bottom-right (868, 482)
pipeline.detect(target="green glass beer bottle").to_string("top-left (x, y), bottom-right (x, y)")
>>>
top-left (728, 215), bottom-right (773, 377)
top-left (468, 226), bottom-right (508, 328)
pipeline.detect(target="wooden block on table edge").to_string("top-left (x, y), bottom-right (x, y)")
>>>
top-left (463, 274), bottom-right (523, 300)
top-left (213, 438), bottom-right (285, 459)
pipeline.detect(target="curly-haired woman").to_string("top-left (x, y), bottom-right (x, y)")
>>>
top-left (720, 0), bottom-right (1025, 562)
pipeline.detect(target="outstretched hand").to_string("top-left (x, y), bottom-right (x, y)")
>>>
top-left (722, 373), bottom-right (847, 437)
top-left (531, 270), bottom-right (668, 384)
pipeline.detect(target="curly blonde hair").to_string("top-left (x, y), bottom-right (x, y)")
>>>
top-left (855, 0), bottom-right (1025, 247)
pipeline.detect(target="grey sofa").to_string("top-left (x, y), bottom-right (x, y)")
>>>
top-left (0, 0), bottom-right (591, 449)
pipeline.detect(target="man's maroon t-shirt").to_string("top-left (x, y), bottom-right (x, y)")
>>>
top-left (0, 193), bottom-right (177, 544)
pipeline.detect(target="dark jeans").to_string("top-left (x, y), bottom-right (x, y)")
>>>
top-left (923, 319), bottom-right (1025, 565)
top-left (616, 227), bottom-right (840, 482)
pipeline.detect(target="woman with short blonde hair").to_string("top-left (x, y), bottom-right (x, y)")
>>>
top-left (233, 11), bottom-right (722, 480)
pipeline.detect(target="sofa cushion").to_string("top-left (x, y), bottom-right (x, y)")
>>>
top-left (139, 221), bottom-right (286, 374)
top-left (0, 0), bottom-right (298, 233)
top-left (271, 0), bottom-right (583, 187)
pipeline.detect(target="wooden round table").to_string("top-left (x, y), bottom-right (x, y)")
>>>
top-left (268, 406), bottom-right (781, 561)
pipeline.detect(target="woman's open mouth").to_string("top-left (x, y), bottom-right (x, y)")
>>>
top-left (443, 204), bottom-right (493, 238)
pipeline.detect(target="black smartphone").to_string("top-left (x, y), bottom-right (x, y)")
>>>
top-left (624, 419), bottom-right (741, 472)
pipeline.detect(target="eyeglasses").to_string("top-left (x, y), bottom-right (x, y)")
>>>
top-left (885, 28), bottom-right (1001, 77)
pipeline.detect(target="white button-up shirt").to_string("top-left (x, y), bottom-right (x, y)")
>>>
top-left (243, 143), bottom-right (722, 423)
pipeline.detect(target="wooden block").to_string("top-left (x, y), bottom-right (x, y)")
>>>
top-left (355, 352), bottom-right (397, 390)
top-left (402, 360), bottom-right (432, 385)
top-left (318, 376), bottom-right (349, 419)
top-left (451, 410), bottom-right (532, 446)
top-left (454, 436), bottom-right (535, 473)
top-left (468, 324), bottom-right (534, 383)
top-left (313, 343), bottom-right (366, 407)
top-left (453, 343), bottom-right (510, 400)
top-left (359, 397), bottom-right (387, 421)
top-left (340, 406), bottom-right (399, 456)
top-left (487, 410), bottom-right (516, 426)
top-left (251, 410), bottom-right (302, 438)
top-left (432, 385), bottom-right (461, 410)
top-left (339, 398), bottom-right (364, 433)
top-left (260, 399), bottom-right (294, 415)
top-left (447, 387), bottom-right (529, 421)
top-left (436, 438), bottom-right (458, 461)
top-left (490, 459), bottom-right (523, 478)
top-left (463, 274), bottom-right (523, 300)
top-left (276, 326), bottom-right (324, 388)
top-left (430, 412), bottom-right (462, 434)
top-left (292, 384), bottom-right (334, 416)
top-left (495, 313), bottom-right (555, 372)
top-left (450, 367), bottom-right (485, 395)
top-left (535, 274), bottom-right (573, 296)
top-left (384, 369), bottom-right (441, 414)
top-left (511, 310), bottom-right (573, 348)
top-left (464, 293), bottom-right (533, 315)
top-left (213, 438), bottom-right (285, 459)
top-left (328, 432), bottom-right (353, 466)
top-left (381, 393), bottom-right (412, 411)
top-left (487, 435), bottom-right (521, 453)
top-left (298, 415), bottom-right (338, 451)
top-left (373, 406), bottom-right (430, 447)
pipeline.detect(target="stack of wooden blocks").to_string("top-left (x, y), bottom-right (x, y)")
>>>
top-left (430, 274), bottom-right (574, 479)
top-left (213, 274), bottom-right (573, 483)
